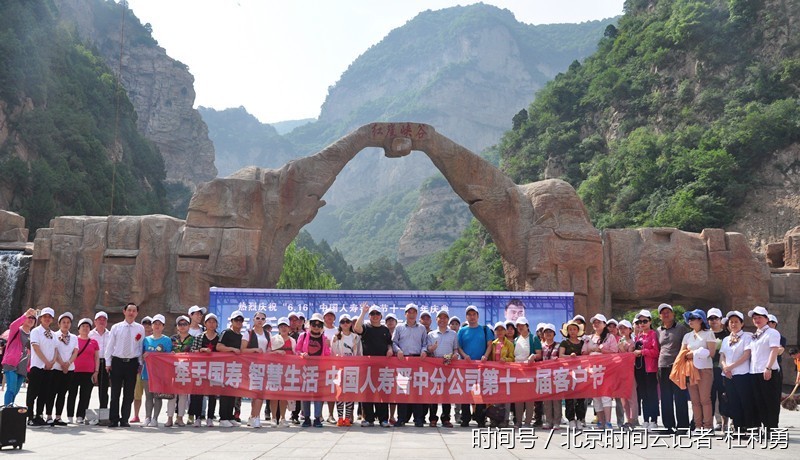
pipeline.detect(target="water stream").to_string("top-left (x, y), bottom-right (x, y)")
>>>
top-left (0, 250), bottom-right (31, 330)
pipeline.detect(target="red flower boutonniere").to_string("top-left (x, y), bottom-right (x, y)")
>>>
top-left (135, 333), bottom-right (142, 341)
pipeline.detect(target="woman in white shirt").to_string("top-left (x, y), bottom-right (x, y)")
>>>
top-left (27, 308), bottom-right (57, 426)
top-left (242, 312), bottom-right (270, 428)
top-left (331, 314), bottom-right (361, 426)
top-left (270, 317), bottom-right (296, 426)
top-left (52, 312), bottom-right (78, 426)
top-left (718, 311), bottom-right (753, 434)
top-left (513, 317), bottom-right (538, 428)
top-left (680, 309), bottom-right (716, 432)
top-left (746, 306), bottom-right (782, 430)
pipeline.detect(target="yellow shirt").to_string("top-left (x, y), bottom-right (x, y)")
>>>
top-left (490, 337), bottom-right (515, 362)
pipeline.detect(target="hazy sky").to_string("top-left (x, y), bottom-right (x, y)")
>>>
top-left (124, 0), bottom-right (625, 124)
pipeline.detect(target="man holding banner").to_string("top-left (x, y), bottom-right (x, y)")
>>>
top-left (457, 305), bottom-right (493, 427)
top-left (354, 304), bottom-right (393, 427)
top-left (392, 303), bottom-right (428, 427)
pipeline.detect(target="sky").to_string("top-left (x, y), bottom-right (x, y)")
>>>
top-left (123, 0), bottom-right (625, 124)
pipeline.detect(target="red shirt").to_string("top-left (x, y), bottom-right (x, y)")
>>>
top-left (74, 337), bottom-right (99, 373)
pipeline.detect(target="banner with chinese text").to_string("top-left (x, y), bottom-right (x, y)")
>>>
top-left (145, 352), bottom-right (633, 404)
top-left (208, 288), bottom-right (574, 338)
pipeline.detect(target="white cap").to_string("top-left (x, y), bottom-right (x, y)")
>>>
top-left (204, 313), bottom-right (218, 324)
top-left (188, 305), bottom-right (207, 315)
top-left (707, 308), bottom-right (723, 319)
top-left (152, 314), bottom-right (166, 324)
top-left (39, 307), bottom-right (55, 318)
top-left (404, 303), bottom-right (419, 313)
top-left (572, 314), bottom-right (586, 323)
top-left (323, 310), bottom-right (336, 317)
top-left (515, 317), bottom-right (529, 326)
top-left (747, 306), bottom-right (769, 318)
top-left (589, 313), bottom-right (607, 324)
top-left (725, 311), bottom-right (744, 322)
top-left (176, 315), bottom-right (190, 324)
top-left (298, 312), bottom-right (306, 319)
top-left (385, 313), bottom-right (398, 322)
top-left (435, 310), bottom-right (449, 318)
top-left (339, 314), bottom-right (352, 322)
top-left (449, 316), bottom-right (461, 324)
top-left (542, 323), bottom-right (556, 333)
top-left (141, 316), bottom-right (153, 324)
top-left (94, 311), bottom-right (108, 320)
top-left (419, 310), bottom-right (431, 318)
top-left (658, 303), bottom-right (673, 313)
top-left (618, 319), bottom-right (633, 329)
top-left (607, 318), bottom-right (618, 326)
top-left (309, 312), bottom-right (324, 323)
top-left (636, 309), bottom-right (652, 320)
top-left (277, 317), bottom-right (290, 326)
top-left (767, 314), bottom-right (778, 324)
top-left (228, 310), bottom-right (245, 321)
top-left (465, 305), bottom-right (479, 315)
top-left (535, 322), bottom-right (545, 331)
top-left (58, 312), bottom-right (73, 322)
top-left (287, 312), bottom-right (299, 319)
top-left (77, 318), bottom-right (93, 328)
top-left (493, 321), bottom-right (506, 330)
top-left (368, 305), bottom-right (382, 315)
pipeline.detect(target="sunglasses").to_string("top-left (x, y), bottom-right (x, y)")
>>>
top-left (310, 321), bottom-right (323, 328)
top-left (340, 319), bottom-right (352, 324)
top-left (177, 322), bottom-right (189, 326)
top-left (254, 317), bottom-right (266, 321)
top-left (635, 319), bottom-right (650, 324)
top-left (231, 317), bottom-right (244, 322)
top-left (142, 321), bottom-right (152, 325)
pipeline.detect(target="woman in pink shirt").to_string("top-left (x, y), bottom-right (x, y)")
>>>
top-left (633, 310), bottom-right (660, 430)
top-left (66, 318), bottom-right (100, 424)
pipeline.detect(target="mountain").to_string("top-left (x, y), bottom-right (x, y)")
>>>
top-left (0, 0), bottom-right (167, 232)
top-left (497, 0), bottom-right (800, 252)
top-left (205, 4), bottom-right (614, 267)
top-left (55, 0), bottom-right (217, 192)
top-left (270, 118), bottom-right (315, 135)
top-left (200, 106), bottom-right (297, 177)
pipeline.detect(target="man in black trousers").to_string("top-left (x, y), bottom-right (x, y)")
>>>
top-left (104, 302), bottom-right (145, 427)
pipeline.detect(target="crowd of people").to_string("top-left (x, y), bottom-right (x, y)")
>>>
top-left (0, 301), bottom-right (794, 435)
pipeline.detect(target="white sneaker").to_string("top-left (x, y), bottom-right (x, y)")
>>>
top-left (250, 417), bottom-right (261, 428)
top-left (149, 419), bottom-right (159, 428)
top-left (68, 417), bottom-right (74, 424)
top-left (193, 419), bottom-right (201, 428)
top-left (76, 417), bottom-right (84, 424)
top-left (272, 419), bottom-right (279, 428)
top-left (206, 418), bottom-right (214, 427)
top-left (144, 417), bottom-right (151, 427)
top-left (219, 420), bottom-right (233, 428)
top-left (229, 419), bottom-right (241, 427)
top-left (568, 420), bottom-right (576, 429)
top-left (88, 419), bottom-right (99, 426)
top-left (281, 419), bottom-right (290, 427)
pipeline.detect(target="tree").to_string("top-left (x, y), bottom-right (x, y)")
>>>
top-left (277, 242), bottom-right (339, 289)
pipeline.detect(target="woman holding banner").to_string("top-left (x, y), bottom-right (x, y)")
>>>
top-left (242, 311), bottom-right (270, 429)
top-left (270, 317), bottom-right (296, 427)
top-left (331, 314), bottom-right (361, 426)
top-left (634, 309), bottom-right (660, 430)
top-left (515, 317), bottom-right (539, 428)
top-left (582, 314), bottom-right (618, 429)
top-left (559, 320), bottom-right (585, 430)
top-left (189, 313), bottom-right (220, 427)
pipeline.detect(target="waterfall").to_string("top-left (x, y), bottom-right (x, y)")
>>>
top-left (0, 251), bottom-right (31, 330)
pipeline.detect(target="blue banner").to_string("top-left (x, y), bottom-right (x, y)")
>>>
top-left (208, 288), bottom-right (573, 339)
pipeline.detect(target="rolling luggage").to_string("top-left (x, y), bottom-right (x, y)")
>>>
top-left (0, 405), bottom-right (27, 450)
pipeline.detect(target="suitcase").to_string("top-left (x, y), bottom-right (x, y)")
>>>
top-left (0, 405), bottom-right (27, 450)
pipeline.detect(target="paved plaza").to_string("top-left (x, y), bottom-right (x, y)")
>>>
top-left (9, 386), bottom-right (800, 459)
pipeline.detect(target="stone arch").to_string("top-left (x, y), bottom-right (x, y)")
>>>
top-left (181, 122), bottom-right (604, 317)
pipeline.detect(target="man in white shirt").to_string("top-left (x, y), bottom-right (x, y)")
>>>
top-left (26, 307), bottom-right (57, 426)
top-left (88, 311), bottom-right (110, 411)
top-left (104, 302), bottom-right (145, 428)
top-left (747, 306), bottom-right (782, 431)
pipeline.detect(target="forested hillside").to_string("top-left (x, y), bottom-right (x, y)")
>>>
top-left (0, 0), bottom-right (167, 233)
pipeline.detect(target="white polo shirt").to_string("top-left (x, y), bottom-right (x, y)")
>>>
top-left (88, 328), bottom-right (109, 357)
top-left (682, 330), bottom-right (716, 369)
top-left (29, 325), bottom-right (57, 370)
top-left (747, 326), bottom-right (781, 373)
top-left (719, 332), bottom-right (752, 376)
top-left (52, 332), bottom-right (79, 371)
top-left (323, 326), bottom-right (337, 343)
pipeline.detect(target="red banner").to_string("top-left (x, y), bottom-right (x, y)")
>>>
top-left (144, 352), bottom-right (634, 404)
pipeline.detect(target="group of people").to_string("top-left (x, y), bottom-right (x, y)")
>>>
top-left (0, 301), bottom-right (791, 435)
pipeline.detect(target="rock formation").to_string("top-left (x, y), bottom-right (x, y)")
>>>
top-left (55, 0), bottom-right (217, 187)
top-left (10, 123), bottom-right (772, 326)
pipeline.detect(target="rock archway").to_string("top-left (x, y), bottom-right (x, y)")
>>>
top-left (22, 122), bottom-right (768, 321)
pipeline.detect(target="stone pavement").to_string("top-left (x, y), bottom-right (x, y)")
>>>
top-left (8, 386), bottom-right (800, 459)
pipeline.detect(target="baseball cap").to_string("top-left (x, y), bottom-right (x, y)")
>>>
top-left (707, 308), bottom-right (723, 319)
top-left (77, 318), bottom-right (93, 328)
top-left (420, 311), bottom-right (431, 318)
top-left (204, 313), bottom-right (218, 324)
top-left (368, 305), bottom-right (382, 315)
top-left (152, 314), bottom-right (166, 324)
top-left (94, 311), bottom-right (108, 320)
top-left (188, 305), bottom-right (207, 315)
top-left (277, 317), bottom-right (290, 327)
top-left (589, 314), bottom-right (607, 324)
top-left (747, 306), bottom-right (769, 318)
top-left (385, 313), bottom-right (398, 322)
top-left (58, 312), bottom-right (73, 322)
top-left (636, 309), bottom-right (652, 320)
top-left (493, 321), bottom-right (506, 330)
top-left (404, 303), bottom-right (419, 313)
top-left (618, 319), bottom-right (632, 329)
top-left (658, 303), bottom-right (673, 313)
top-left (228, 310), bottom-right (245, 321)
top-left (39, 307), bottom-right (55, 318)
top-left (449, 316), bottom-right (461, 324)
top-left (176, 315), bottom-right (190, 324)
top-left (435, 310), bottom-right (449, 319)
top-left (465, 305), bottom-right (479, 315)
top-left (515, 317), bottom-right (529, 326)
top-left (309, 313), bottom-right (324, 323)
top-left (767, 314), bottom-right (778, 324)
top-left (725, 311), bottom-right (744, 322)
top-left (572, 314), bottom-right (586, 323)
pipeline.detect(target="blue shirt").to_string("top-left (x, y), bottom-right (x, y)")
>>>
top-left (458, 325), bottom-right (492, 360)
top-left (427, 328), bottom-right (458, 357)
top-left (141, 335), bottom-right (172, 380)
top-left (392, 322), bottom-right (428, 355)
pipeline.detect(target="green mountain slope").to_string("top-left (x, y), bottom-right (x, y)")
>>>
top-left (499, 0), bottom-right (800, 233)
top-left (0, 0), bottom-right (166, 233)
